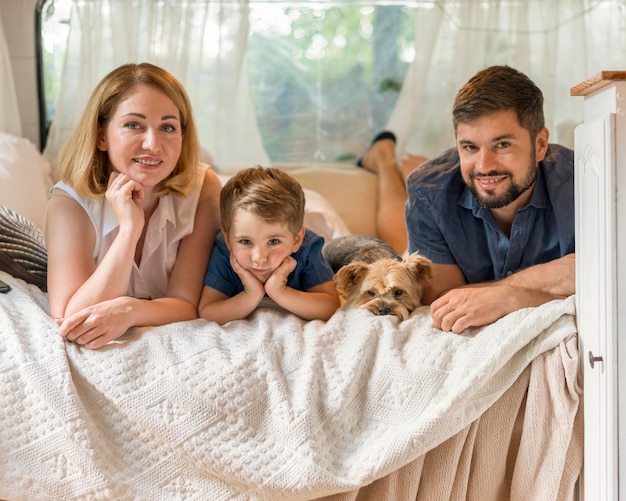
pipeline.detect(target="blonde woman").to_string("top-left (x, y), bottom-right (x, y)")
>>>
top-left (46, 63), bottom-right (222, 349)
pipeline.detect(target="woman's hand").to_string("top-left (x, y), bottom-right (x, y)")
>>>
top-left (58, 296), bottom-right (136, 349)
top-left (105, 173), bottom-right (145, 236)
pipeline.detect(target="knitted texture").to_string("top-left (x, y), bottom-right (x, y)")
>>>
top-left (0, 274), bottom-right (578, 500)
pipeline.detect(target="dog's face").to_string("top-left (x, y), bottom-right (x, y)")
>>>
top-left (333, 253), bottom-right (434, 320)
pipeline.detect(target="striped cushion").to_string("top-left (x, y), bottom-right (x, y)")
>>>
top-left (0, 205), bottom-right (47, 291)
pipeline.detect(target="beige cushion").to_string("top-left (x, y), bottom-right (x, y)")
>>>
top-left (278, 164), bottom-right (378, 238)
top-left (215, 164), bottom-right (379, 238)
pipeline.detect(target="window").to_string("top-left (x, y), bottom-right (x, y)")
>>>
top-left (36, 0), bottom-right (418, 165)
top-left (36, 0), bottom-right (71, 149)
top-left (247, 3), bottom-right (416, 163)
top-left (37, 0), bottom-right (626, 167)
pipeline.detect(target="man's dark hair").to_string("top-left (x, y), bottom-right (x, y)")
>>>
top-left (452, 65), bottom-right (545, 138)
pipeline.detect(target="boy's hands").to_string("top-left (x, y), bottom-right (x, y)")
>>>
top-left (219, 254), bottom-right (338, 323)
top-left (265, 256), bottom-right (297, 298)
top-left (229, 254), bottom-right (297, 300)
top-left (229, 254), bottom-right (265, 300)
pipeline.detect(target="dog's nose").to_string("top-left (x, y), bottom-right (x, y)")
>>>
top-left (377, 306), bottom-right (390, 315)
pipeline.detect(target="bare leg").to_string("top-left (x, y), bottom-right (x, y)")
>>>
top-left (359, 139), bottom-right (430, 255)
top-left (399, 153), bottom-right (429, 182)
top-left (359, 137), bottom-right (408, 255)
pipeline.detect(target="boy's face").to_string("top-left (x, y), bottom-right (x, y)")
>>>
top-left (223, 209), bottom-right (305, 284)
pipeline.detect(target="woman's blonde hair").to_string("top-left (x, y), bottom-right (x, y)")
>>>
top-left (220, 166), bottom-right (305, 235)
top-left (57, 62), bottom-right (199, 198)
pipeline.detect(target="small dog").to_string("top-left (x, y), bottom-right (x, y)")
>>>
top-left (323, 235), bottom-right (434, 320)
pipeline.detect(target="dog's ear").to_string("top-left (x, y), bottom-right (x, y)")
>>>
top-left (334, 263), bottom-right (370, 298)
top-left (404, 253), bottom-right (434, 283)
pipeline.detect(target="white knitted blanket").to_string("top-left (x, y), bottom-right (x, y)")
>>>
top-left (0, 272), bottom-right (578, 501)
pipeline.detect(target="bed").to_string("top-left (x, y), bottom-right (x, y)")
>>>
top-left (0, 131), bottom-right (583, 500)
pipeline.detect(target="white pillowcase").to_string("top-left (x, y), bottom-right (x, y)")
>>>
top-left (0, 133), bottom-right (53, 230)
top-left (301, 187), bottom-right (350, 241)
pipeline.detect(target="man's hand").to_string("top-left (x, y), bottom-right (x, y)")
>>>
top-left (427, 254), bottom-right (575, 333)
top-left (431, 283), bottom-right (560, 333)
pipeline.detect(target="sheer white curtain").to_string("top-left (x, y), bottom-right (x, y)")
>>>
top-left (388, 0), bottom-right (626, 158)
top-left (0, 9), bottom-right (22, 136)
top-left (41, 0), bottom-right (626, 170)
top-left (43, 0), bottom-right (268, 173)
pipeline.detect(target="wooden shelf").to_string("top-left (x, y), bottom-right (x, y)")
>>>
top-left (571, 70), bottom-right (626, 96)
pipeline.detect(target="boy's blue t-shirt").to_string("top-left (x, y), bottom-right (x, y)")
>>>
top-left (203, 228), bottom-right (334, 297)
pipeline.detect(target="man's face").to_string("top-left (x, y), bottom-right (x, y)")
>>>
top-left (456, 109), bottom-right (548, 210)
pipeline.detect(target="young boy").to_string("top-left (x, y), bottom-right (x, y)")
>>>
top-left (199, 166), bottom-right (340, 324)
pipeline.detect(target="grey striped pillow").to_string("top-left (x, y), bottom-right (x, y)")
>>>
top-left (0, 205), bottom-right (47, 291)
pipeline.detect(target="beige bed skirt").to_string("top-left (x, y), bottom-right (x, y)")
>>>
top-left (320, 337), bottom-right (583, 501)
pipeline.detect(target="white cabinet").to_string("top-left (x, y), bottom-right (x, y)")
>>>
top-left (572, 71), bottom-right (626, 500)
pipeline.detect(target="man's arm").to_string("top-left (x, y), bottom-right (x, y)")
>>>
top-left (428, 254), bottom-right (575, 333)
top-left (498, 253), bottom-right (575, 297)
top-left (421, 262), bottom-right (468, 305)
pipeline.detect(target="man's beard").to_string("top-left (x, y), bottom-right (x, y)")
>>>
top-left (466, 151), bottom-right (538, 209)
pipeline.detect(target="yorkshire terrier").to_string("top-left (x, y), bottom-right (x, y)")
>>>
top-left (323, 235), bottom-right (434, 320)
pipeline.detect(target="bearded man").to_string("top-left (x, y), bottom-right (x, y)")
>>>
top-left (399, 65), bottom-right (575, 332)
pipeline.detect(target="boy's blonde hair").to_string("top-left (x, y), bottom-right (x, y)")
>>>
top-left (220, 166), bottom-right (305, 235)
top-left (57, 62), bottom-right (199, 199)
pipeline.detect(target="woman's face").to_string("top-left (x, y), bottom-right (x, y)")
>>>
top-left (97, 84), bottom-right (183, 189)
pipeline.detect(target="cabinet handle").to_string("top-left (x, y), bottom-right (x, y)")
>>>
top-left (589, 351), bottom-right (603, 369)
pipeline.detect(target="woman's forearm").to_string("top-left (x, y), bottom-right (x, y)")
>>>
top-left (63, 230), bottom-right (140, 316)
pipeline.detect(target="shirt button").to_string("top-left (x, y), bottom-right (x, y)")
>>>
top-left (507, 270), bottom-right (513, 276)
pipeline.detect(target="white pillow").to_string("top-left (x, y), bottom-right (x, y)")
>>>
top-left (0, 133), bottom-right (53, 230)
top-left (302, 188), bottom-right (350, 241)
